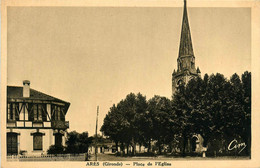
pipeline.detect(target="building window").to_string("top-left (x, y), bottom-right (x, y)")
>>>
top-left (28, 104), bottom-right (47, 122)
top-left (7, 133), bottom-right (18, 155)
top-left (52, 105), bottom-right (65, 121)
top-left (34, 104), bottom-right (42, 121)
top-left (56, 107), bottom-right (60, 120)
top-left (55, 133), bottom-right (63, 147)
top-left (7, 103), bottom-right (19, 121)
top-left (33, 133), bottom-right (43, 150)
top-left (60, 108), bottom-right (65, 121)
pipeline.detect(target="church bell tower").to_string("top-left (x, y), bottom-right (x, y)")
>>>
top-left (172, 0), bottom-right (201, 95)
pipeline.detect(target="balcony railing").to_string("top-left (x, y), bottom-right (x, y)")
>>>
top-left (51, 120), bottom-right (69, 129)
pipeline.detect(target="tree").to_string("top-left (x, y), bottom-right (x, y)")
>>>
top-left (101, 104), bottom-right (125, 152)
top-left (241, 71), bottom-right (251, 155)
top-left (47, 145), bottom-right (65, 154)
top-left (78, 132), bottom-right (92, 153)
top-left (65, 131), bottom-right (92, 154)
top-left (172, 72), bottom-right (251, 156)
top-left (132, 93), bottom-right (148, 154)
top-left (184, 76), bottom-right (212, 149)
top-left (101, 93), bottom-right (148, 155)
top-left (172, 82), bottom-right (193, 156)
top-left (101, 71), bottom-right (251, 157)
top-left (148, 96), bottom-right (173, 154)
top-left (66, 131), bottom-right (80, 154)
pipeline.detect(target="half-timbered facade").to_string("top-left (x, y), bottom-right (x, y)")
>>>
top-left (7, 80), bottom-right (70, 155)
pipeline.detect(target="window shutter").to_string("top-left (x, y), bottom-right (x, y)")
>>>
top-left (28, 103), bottom-right (34, 121)
top-left (42, 104), bottom-right (47, 121)
top-left (33, 133), bottom-right (43, 150)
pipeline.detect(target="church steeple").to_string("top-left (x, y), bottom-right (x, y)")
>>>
top-left (177, 0), bottom-right (196, 72)
top-left (172, 0), bottom-right (200, 95)
top-left (178, 0), bottom-right (194, 58)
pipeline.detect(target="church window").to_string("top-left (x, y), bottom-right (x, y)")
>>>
top-left (177, 79), bottom-right (184, 86)
top-left (191, 61), bottom-right (194, 69)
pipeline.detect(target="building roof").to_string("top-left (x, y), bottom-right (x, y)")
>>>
top-left (7, 86), bottom-right (70, 105)
top-left (178, 0), bottom-right (194, 58)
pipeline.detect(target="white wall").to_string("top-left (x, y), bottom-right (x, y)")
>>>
top-left (7, 128), bottom-right (54, 155)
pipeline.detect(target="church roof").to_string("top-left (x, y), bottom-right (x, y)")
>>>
top-left (178, 0), bottom-right (194, 57)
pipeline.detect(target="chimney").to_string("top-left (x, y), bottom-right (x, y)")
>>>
top-left (23, 80), bottom-right (30, 97)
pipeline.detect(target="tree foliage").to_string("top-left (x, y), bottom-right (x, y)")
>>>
top-left (172, 72), bottom-right (251, 156)
top-left (101, 71), bottom-right (251, 156)
top-left (65, 131), bottom-right (93, 154)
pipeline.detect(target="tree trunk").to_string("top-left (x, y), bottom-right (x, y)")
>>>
top-left (115, 141), bottom-right (118, 152)
top-left (182, 136), bottom-right (187, 157)
top-left (132, 143), bottom-right (136, 155)
top-left (169, 143), bottom-right (172, 153)
top-left (127, 144), bottom-right (129, 155)
top-left (148, 140), bottom-right (151, 153)
top-left (120, 143), bottom-right (125, 155)
top-left (158, 139), bottom-right (162, 155)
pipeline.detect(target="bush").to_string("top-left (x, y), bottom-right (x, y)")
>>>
top-left (47, 145), bottom-right (65, 154)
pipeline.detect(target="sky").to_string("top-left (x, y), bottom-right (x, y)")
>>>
top-left (7, 7), bottom-right (251, 135)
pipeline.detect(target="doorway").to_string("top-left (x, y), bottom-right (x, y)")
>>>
top-left (7, 133), bottom-right (18, 155)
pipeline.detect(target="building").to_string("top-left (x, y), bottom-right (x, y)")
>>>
top-left (89, 142), bottom-right (116, 154)
top-left (6, 80), bottom-right (70, 156)
top-left (172, 0), bottom-right (201, 95)
top-left (172, 0), bottom-right (204, 153)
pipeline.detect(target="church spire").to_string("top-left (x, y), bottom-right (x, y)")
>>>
top-left (172, 0), bottom-right (200, 96)
top-left (178, 0), bottom-right (194, 57)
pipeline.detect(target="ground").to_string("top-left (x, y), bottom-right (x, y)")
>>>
top-left (7, 153), bottom-right (250, 162)
top-left (90, 153), bottom-right (250, 161)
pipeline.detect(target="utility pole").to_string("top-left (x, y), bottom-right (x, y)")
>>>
top-left (95, 106), bottom-right (99, 161)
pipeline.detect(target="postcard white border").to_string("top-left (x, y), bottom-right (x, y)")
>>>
top-left (1, 0), bottom-right (260, 168)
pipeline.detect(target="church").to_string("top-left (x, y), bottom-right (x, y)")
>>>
top-left (172, 0), bottom-right (204, 154)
